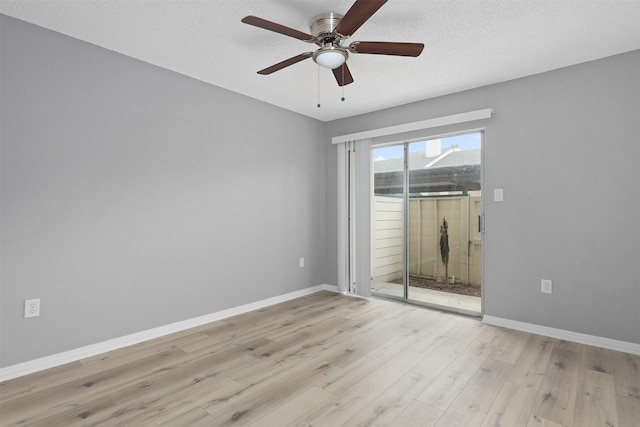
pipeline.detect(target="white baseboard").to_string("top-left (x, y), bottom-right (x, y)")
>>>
top-left (482, 315), bottom-right (640, 356)
top-left (0, 284), bottom-right (338, 382)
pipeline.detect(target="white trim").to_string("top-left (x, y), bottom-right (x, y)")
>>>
top-left (0, 284), bottom-right (338, 381)
top-left (331, 108), bottom-right (493, 144)
top-left (483, 315), bottom-right (640, 356)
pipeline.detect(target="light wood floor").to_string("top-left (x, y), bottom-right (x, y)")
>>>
top-left (1, 291), bottom-right (638, 426)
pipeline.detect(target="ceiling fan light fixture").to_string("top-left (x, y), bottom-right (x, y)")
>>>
top-left (313, 46), bottom-right (348, 69)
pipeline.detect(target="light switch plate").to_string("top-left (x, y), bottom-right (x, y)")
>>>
top-left (541, 279), bottom-right (552, 294)
top-left (494, 188), bottom-right (504, 202)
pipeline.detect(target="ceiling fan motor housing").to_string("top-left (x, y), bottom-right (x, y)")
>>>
top-left (310, 13), bottom-right (344, 42)
top-left (310, 13), bottom-right (349, 69)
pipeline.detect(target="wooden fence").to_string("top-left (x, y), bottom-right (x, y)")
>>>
top-left (372, 193), bottom-right (482, 285)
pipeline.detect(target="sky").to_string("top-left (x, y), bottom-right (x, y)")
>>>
top-left (373, 132), bottom-right (482, 161)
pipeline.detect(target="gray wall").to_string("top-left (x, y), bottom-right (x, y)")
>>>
top-left (326, 50), bottom-right (640, 345)
top-left (1, 16), bottom-right (327, 367)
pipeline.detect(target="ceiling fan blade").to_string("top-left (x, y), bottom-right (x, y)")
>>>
top-left (241, 15), bottom-right (314, 41)
top-left (349, 41), bottom-right (424, 57)
top-left (257, 52), bottom-right (313, 75)
top-left (335, 0), bottom-right (388, 37)
top-left (332, 63), bottom-right (354, 87)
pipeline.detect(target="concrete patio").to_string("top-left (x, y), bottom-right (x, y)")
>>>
top-left (371, 281), bottom-right (481, 317)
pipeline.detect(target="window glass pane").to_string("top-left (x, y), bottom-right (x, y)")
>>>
top-left (371, 144), bottom-right (405, 299)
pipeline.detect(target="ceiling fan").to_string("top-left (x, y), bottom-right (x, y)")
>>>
top-left (241, 0), bottom-right (424, 87)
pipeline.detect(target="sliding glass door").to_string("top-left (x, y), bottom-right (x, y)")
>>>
top-left (371, 133), bottom-right (483, 315)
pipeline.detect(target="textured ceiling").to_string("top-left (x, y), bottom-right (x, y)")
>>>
top-left (1, 0), bottom-right (639, 122)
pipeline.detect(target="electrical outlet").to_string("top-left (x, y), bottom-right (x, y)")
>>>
top-left (24, 299), bottom-right (40, 318)
top-left (541, 279), bottom-right (552, 294)
top-left (299, 257), bottom-right (305, 268)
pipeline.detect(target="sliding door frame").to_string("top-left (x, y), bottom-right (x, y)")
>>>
top-left (369, 131), bottom-right (485, 316)
top-left (335, 109), bottom-right (492, 301)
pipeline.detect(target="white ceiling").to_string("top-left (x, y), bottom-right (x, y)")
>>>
top-left (1, 0), bottom-right (639, 122)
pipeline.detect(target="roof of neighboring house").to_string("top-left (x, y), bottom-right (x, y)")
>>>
top-left (431, 149), bottom-right (481, 168)
top-left (374, 147), bottom-right (480, 173)
top-left (373, 147), bottom-right (482, 194)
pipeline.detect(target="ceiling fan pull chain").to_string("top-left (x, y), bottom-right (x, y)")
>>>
top-left (341, 65), bottom-right (346, 102)
top-left (317, 65), bottom-right (321, 108)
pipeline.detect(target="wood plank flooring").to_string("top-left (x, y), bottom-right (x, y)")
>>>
top-left (1, 291), bottom-right (638, 426)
